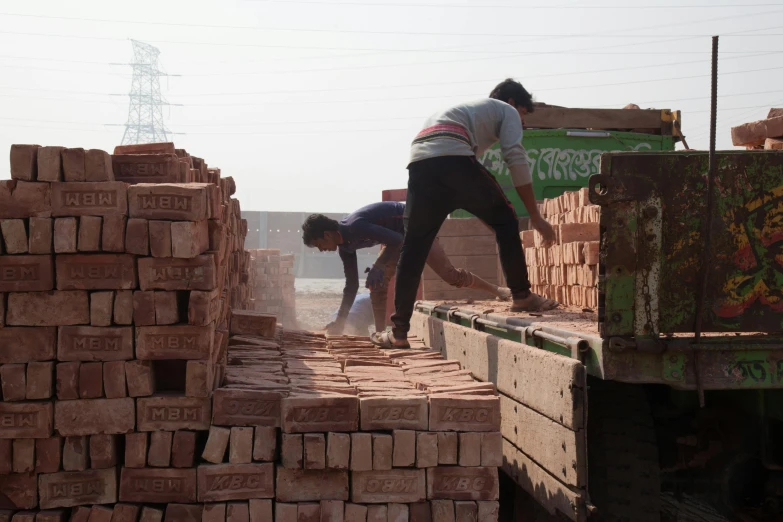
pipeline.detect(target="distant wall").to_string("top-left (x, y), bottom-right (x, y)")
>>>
top-left (242, 210), bottom-right (380, 279)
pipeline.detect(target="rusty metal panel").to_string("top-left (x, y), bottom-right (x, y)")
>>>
top-left (593, 151), bottom-right (783, 335)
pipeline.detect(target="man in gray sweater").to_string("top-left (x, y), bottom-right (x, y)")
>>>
top-left (373, 78), bottom-right (558, 349)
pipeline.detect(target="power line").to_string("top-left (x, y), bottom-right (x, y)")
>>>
top-left (246, 1), bottom-right (783, 8)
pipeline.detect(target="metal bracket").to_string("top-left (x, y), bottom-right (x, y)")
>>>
top-left (607, 336), bottom-right (635, 353)
top-left (663, 352), bottom-right (686, 383)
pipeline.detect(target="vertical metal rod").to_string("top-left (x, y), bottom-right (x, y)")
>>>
top-left (693, 36), bottom-right (719, 408)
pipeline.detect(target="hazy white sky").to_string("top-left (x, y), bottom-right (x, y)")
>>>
top-left (0, 0), bottom-right (781, 212)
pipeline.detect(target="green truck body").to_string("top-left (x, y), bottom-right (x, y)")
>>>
top-left (413, 149), bottom-right (783, 521)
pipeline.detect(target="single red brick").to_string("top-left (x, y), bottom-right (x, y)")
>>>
top-left (35, 510), bottom-right (66, 522)
top-left (251, 426), bottom-right (277, 462)
top-left (124, 360), bottom-right (155, 397)
top-left (345, 504), bottom-right (368, 522)
top-left (431, 501), bottom-right (454, 522)
top-left (35, 437), bottom-right (62, 473)
top-left (12, 438), bottom-right (35, 473)
top-left (367, 505), bottom-right (387, 522)
top-left (387, 504), bottom-right (408, 522)
top-left (78, 216), bottom-right (102, 252)
top-left (164, 504), bottom-right (202, 522)
top-left (6, 290), bottom-right (89, 326)
top-left (275, 468), bottom-right (349, 502)
top-left (62, 148), bottom-right (86, 182)
top-left (353, 469), bottom-right (426, 503)
top-left (458, 433), bottom-right (481, 467)
top-left (426, 467), bottom-right (499, 501)
top-left (26, 361), bottom-right (54, 400)
top-left (0, 255), bottom-right (54, 292)
top-left (428, 396), bottom-right (500, 432)
top-left (275, 504), bottom-right (296, 522)
top-left (147, 430), bottom-right (173, 467)
top-left (85, 150), bottom-right (114, 182)
top-left (417, 432), bottom-right (438, 468)
top-left (248, 500), bottom-right (272, 522)
top-left (124, 432), bottom-right (148, 468)
top-left (0, 363), bottom-right (26, 401)
top-left (54, 397), bottom-right (135, 436)
top-left (58, 326), bottom-right (134, 361)
top-left (110, 504), bottom-right (140, 522)
top-left (37, 146), bottom-right (65, 182)
top-left (0, 402), bottom-right (53, 438)
top-left (350, 433), bottom-right (372, 471)
top-left (392, 430), bottom-right (416, 468)
top-left (229, 310), bottom-right (276, 337)
top-left (360, 396), bottom-right (428, 431)
top-left (137, 255), bottom-right (217, 291)
top-left (119, 467), bottom-right (197, 503)
top-left (281, 395), bottom-right (359, 433)
top-left (127, 183), bottom-right (209, 220)
top-left (197, 463), bottom-right (275, 502)
top-left (297, 504), bottom-right (320, 522)
top-left (0, 472), bottom-right (37, 509)
top-left (70, 507), bottom-right (92, 522)
top-left (438, 432), bottom-right (458, 465)
top-left (57, 253), bottom-right (137, 290)
top-left (103, 360), bottom-right (127, 398)
top-left (171, 430), bottom-right (197, 468)
top-left (185, 360), bottom-right (211, 398)
top-left (226, 503), bottom-right (249, 522)
top-left (229, 426), bottom-right (254, 464)
top-left (56, 362), bottom-right (80, 400)
top-left (1, 219), bottom-right (28, 253)
top-left (89, 434), bottom-right (118, 469)
top-left (170, 220), bottom-right (209, 259)
top-left (304, 433), bottom-right (326, 470)
top-left (203, 504), bottom-right (227, 522)
top-left (133, 291), bottom-right (156, 326)
top-left (187, 288), bottom-right (219, 326)
top-left (0, 180), bottom-right (51, 219)
top-left (135, 325), bottom-right (213, 360)
top-left (136, 396), bottom-right (211, 431)
top-left (281, 433), bottom-right (303, 469)
top-left (125, 218), bottom-right (149, 256)
top-left (87, 506), bottom-right (113, 522)
top-left (10, 144), bottom-right (40, 181)
top-left (79, 362), bottom-right (104, 398)
top-left (211, 388), bottom-right (282, 427)
top-left (53, 218), bottom-right (77, 253)
top-left (62, 436), bottom-right (89, 471)
top-left (138, 508), bottom-right (163, 522)
top-left (370, 434), bottom-right (394, 473)
top-left (113, 290), bottom-right (133, 325)
top-left (154, 291), bottom-right (179, 325)
top-left (454, 503), bottom-right (476, 522)
top-left (409, 503), bottom-right (432, 522)
top-left (90, 291), bottom-right (114, 327)
top-left (148, 220), bottom-right (172, 257)
top-left (28, 217), bottom-right (53, 254)
top-left (480, 432), bottom-right (502, 467)
top-left (325, 432), bottom-right (349, 470)
top-left (475, 502), bottom-right (498, 522)
top-left (101, 214), bottom-right (127, 253)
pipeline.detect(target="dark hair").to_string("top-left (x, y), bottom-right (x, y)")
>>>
top-left (302, 214), bottom-right (339, 246)
top-left (489, 79), bottom-right (535, 113)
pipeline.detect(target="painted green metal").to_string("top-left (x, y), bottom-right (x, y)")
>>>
top-left (452, 129), bottom-right (674, 218)
top-left (592, 150), bottom-right (783, 335)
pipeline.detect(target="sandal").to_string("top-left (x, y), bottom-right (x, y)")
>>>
top-left (371, 330), bottom-right (411, 350)
top-left (510, 292), bottom-right (560, 313)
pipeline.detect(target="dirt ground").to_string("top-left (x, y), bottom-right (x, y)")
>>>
top-left (294, 278), bottom-right (368, 332)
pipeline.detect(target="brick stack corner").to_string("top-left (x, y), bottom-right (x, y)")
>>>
top-left (731, 107), bottom-right (783, 150)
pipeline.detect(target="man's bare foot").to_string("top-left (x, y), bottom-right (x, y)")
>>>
top-left (510, 292), bottom-right (559, 312)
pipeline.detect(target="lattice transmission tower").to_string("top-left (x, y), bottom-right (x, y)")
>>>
top-left (120, 40), bottom-right (172, 145)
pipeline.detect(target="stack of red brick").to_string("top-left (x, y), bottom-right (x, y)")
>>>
top-left (0, 142), bottom-right (250, 522)
top-left (520, 188), bottom-right (600, 309)
top-left (731, 108), bottom-right (783, 150)
top-left (247, 250), bottom-right (295, 327)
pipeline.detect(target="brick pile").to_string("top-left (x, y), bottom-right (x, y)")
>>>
top-left (520, 187), bottom-right (599, 309)
top-left (0, 142), bottom-right (250, 520)
top-left (247, 250), bottom-right (295, 327)
top-left (731, 108), bottom-right (783, 150)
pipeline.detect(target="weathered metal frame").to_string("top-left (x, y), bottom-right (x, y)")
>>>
top-left (415, 302), bottom-right (783, 390)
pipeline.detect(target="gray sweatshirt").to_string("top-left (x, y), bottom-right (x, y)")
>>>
top-left (409, 98), bottom-right (532, 186)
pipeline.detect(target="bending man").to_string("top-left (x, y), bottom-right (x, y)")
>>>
top-left (374, 78), bottom-right (558, 349)
top-left (301, 202), bottom-right (511, 335)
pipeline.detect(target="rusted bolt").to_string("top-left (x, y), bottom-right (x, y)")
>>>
top-left (644, 206), bottom-right (658, 219)
top-left (670, 355), bottom-right (678, 363)
top-left (612, 313), bottom-right (622, 323)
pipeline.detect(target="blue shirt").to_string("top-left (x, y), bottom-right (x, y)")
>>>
top-left (336, 202), bottom-right (405, 319)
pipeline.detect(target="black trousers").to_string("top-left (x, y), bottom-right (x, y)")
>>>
top-left (391, 155), bottom-right (532, 338)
